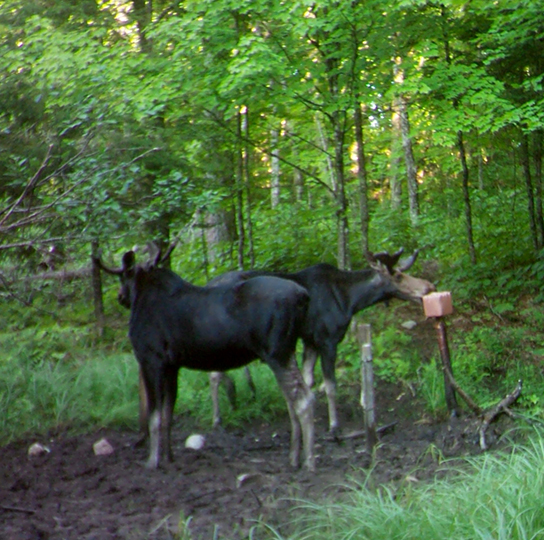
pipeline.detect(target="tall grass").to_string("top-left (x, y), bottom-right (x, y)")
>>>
top-left (263, 434), bottom-right (544, 540)
top-left (0, 323), bottom-right (287, 444)
top-left (0, 348), bottom-right (141, 443)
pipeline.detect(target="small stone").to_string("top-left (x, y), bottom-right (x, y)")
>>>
top-left (93, 438), bottom-right (114, 456)
top-left (28, 442), bottom-right (50, 457)
top-left (236, 473), bottom-right (260, 488)
top-left (401, 320), bottom-right (418, 330)
top-left (185, 434), bottom-right (206, 450)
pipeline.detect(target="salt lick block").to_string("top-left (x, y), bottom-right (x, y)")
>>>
top-left (423, 291), bottom-right (453, 318)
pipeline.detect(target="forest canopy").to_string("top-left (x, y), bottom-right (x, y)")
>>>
top-left (2, 0), bottom-right (544, 297)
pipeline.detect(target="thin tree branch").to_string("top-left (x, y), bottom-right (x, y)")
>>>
top-left (0, 144), bottom-right (54, 227)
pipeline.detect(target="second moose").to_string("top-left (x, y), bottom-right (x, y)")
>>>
top-left (209, 248), bottom-right (435, 432)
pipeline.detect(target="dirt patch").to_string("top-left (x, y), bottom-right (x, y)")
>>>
top-left (0, 379), bottom-right (510, 540)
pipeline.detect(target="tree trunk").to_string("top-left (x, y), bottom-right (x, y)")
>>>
top-left (242, 108), bottom-right (255, 268)
top-left (132, 0), bottom-right (152, 52)
top-left (457, 130), bottom-right (477, 264)
top-left (521, 132), bottom-right (538, 251)
top-left (315, 114), bottom-right (335, 191)
top-left (332, 118), bottom-right (350, 270)
top-left (478, 148), bottom-right (485, 190)
top-left (390, 107), bottom-right (403, 209)
top-left (533, 129), bottom-right (544, 249)
top-left (354, 103), bottom-right (369, 255)
top-left (293, 164), bottom-right (304, 203)
top-left (91, 240), bottom-right (105, 336)
top-left (196, 209), bottom-right (210, 283)
top-left (235, 110), bottom-right (245, 269)
top-left (204, 210), bottom-right (230, 263)
top-left (393, 60), bottom-right (419, 224)
top-left (270, 126), bottom-right (280, 208)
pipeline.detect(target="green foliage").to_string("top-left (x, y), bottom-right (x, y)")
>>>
top-left (372, 326), bottom-right (420, 383)
top-left (417, 362), bottom-right (446, 417)
top-left (0, 346), bottom-right (141, 443)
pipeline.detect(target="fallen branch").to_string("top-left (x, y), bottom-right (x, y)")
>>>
top-left (441, 369), bottom-right (523, 450)
top-left (479, 380), bottom-right (523, 450)
top-left (325, 421), bottom-right (398, 442)
top-left (444, 368), bottom-right (482, 415)
top-left (0, 504), bottom-right (36, 514)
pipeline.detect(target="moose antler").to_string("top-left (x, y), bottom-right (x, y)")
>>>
top-left (143, 240), bottom-right (177, 269)
top-left (367, 248), bottom-right (404, 273)
top-left (397, 249), bottom-right (420, 272)
top-left (93, 250), bottom-right (125, 275)
top-left (367, 248), bottom-right (421, 274)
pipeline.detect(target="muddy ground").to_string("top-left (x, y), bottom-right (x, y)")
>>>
top-left (1, 377), bottom-right (510, 540)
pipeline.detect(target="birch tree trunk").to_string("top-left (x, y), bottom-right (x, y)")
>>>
top-left (390, 107), bottom-right (403, 209)
top-left (235, 110), bottom-right (245, 270)
top-left (393, 59), bottom-right (419, 224)
top-left (354, 103), bottom-right (369, 255)
top-left (271, 126), bottom-right (280, 208)
top-left (242, 108), bottom-right (255, 268)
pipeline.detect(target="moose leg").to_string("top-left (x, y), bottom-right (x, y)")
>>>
top-left (209, 371), bottom-right (238, 428)
top-left (162, 366), bottom-right (179, 462)
top-left (141, 363), bottom-right (162, 469)
top-left (209, 372), bottom-right (223, 428)
top-left (271, 355), bottom-right (315, 471)
top-left (134, 368), bottom-right (149, 447)
top-left (321, 348), bottom-right (339, 433)
top-left (301, 345), bottom-right (318, 388)
top-left (147, 409), bottom-right (161, 469)
top-left (282, 392), bottom-right (301, 468)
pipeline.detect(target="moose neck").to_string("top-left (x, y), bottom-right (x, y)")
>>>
top-left (130, 267), bottom-right (189, 307)
top-left (347, 269), bottom-right (394, 315)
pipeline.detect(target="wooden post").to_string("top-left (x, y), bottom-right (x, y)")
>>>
top-left (357, 323), bottom-right (377, 451)
top-left (423, 292), bottom-right (459, 416)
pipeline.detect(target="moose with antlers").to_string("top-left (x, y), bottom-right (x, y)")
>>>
top-left (94, 243), bottom-right (315, 470)
top-left (208, 248), bottom-right (435, 432)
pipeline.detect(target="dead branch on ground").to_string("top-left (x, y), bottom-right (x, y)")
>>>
top-left (444, 367), bottom-right (522, 450)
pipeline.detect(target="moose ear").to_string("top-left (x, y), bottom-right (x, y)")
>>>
top-left (366, 248), bottom-right (405, 273)
top-left (122, 251), bottom-right (136, 271)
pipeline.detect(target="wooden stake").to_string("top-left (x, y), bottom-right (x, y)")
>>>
top-left (358, 323), bottom-right (377, 451)
top-left (423, 292), bottom-right (458, 416)
top-left (433, 317), bottom-right (459, 415)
